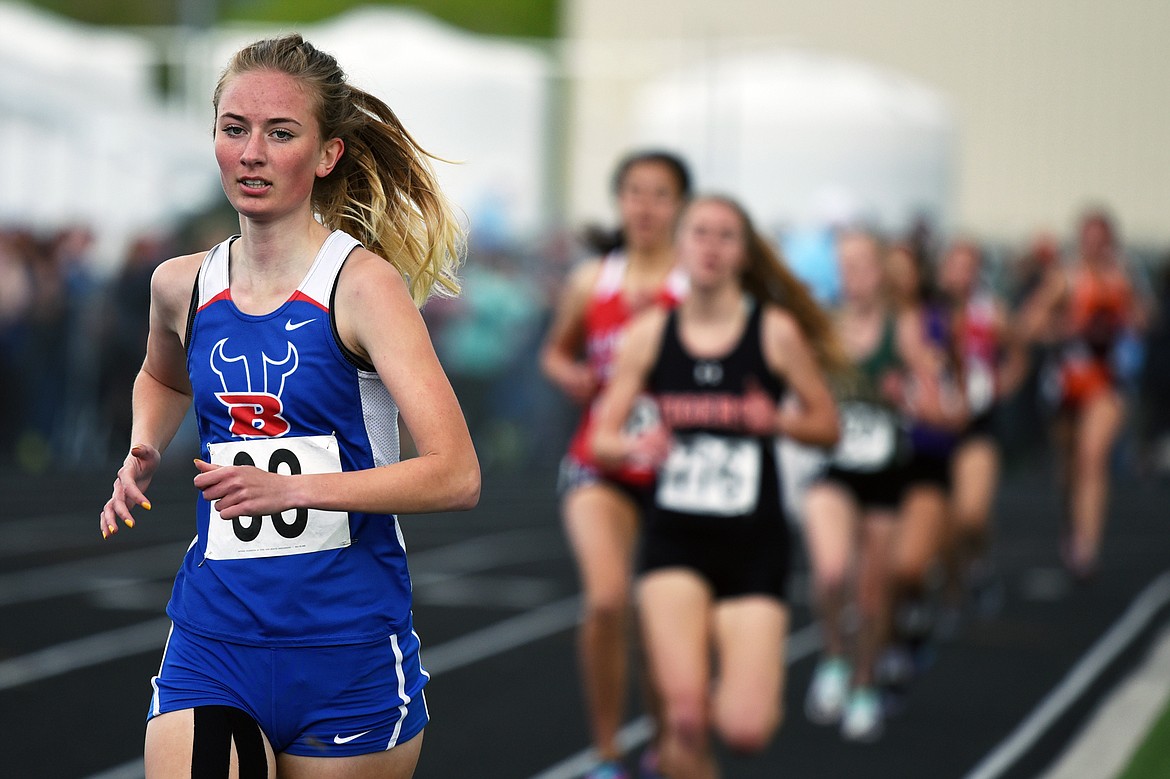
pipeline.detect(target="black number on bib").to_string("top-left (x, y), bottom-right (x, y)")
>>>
top-left (227, 448), bottom-right (308, 542)
top-left (268, 448), bottom-right (309, 539)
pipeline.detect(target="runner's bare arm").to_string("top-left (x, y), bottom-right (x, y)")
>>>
top-left (590, 307), bottom-right (670, 468)
top-left (760, 306), bottom-right (840, 447)
top-left (100, 254), bottom-right (200, 536)
top-left (895, 307), bottom-right (969, 431)
top-left (994, 299), bottom-right (1031, 400)
top-left (540, 260), bottom-right (603, 404)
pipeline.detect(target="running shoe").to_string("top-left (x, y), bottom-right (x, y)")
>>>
top-left (840, 687), bottom-right (884, 742)
top-left (585, 760), bottom-right (629, 779)
top-left (805, 657), bottom-right (851, 725)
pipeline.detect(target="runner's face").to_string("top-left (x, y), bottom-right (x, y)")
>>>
top-left (886, 246), bottom-right (920, 303)
top-left (214, 69), bottom-right (340, 222)
top-left (838, 235), bottom-right (883, 304)
top-left (678, 200), bottom-right (745, 291)
top-left (1079, 218), bottom-right (1112, 262)
top-left (616, 161), bottom-right (684, 253)
top-left (940, 245), bottom-right (979, 298)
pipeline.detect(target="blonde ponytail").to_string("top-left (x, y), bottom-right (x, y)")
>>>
top-left (214, 34), bottom-right (465, 307)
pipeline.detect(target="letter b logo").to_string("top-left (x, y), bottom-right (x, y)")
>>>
top-left (216, 393), bottom-right (291, 438)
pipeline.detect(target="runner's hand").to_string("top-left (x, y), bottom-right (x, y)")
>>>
top-left (628, 424), bottom-right (672, 469)
top-left (560, 364), bottom-right (599, 405)
top-left (100, 444), bottom-right (159, 538)
top-left (193, 458), bottom-right (293, 521)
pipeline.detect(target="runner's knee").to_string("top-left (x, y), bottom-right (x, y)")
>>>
top-left (716, 703), bottom-right (780, 755)
top-left (663, 691), bottom-right (709, 749)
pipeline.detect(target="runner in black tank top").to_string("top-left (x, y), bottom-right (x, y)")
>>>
top-left (643, 302), bottom-right (790, 598)
top-left (588, 196), bottom-right (841, 777)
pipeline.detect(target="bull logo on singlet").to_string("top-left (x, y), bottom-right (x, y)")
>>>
top-left (209, 338), bottom-right (299, 438)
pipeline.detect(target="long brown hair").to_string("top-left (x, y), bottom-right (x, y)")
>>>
top-left (691, 195), bottom-right (847, 372)
top-left (214, 34), bottom-right (465, 306)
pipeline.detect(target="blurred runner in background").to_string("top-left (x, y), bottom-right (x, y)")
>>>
top-left (591, 194), bottom-right (840, 778)
top-left (541, 150), bottom-right (691, 779)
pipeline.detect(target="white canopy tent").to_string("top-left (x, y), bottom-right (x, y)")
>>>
top-left (0, 3), bottom-right (211, 266)
top-left (632, 49), bottom-right (956, 235)
top-left (207, 8), bottom-right (554, 250)
top-left (0, 4), bottom-right (553, 268)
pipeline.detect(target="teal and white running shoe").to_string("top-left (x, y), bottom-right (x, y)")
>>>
top-left (841, 687), bottom-right (884, 742)
top-left (805, 656), bottom-right (851, 725)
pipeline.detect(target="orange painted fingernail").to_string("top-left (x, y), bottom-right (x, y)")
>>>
top-left (141, 501), bottom-right (152, 511)
top-left (125, 518), bottom-right (135, 528)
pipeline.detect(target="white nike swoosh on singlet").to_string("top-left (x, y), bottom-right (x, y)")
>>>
top-left (285, 318), bottom-right (316, 331)
top-left (333, 730), bottom-right (372, 745)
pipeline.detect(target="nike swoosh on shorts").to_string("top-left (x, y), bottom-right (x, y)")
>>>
top-left (333, 730), bottom-right (372, 745)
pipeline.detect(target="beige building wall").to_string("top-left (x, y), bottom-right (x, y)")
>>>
top-left (561, 0), bottom-right (1170, 247)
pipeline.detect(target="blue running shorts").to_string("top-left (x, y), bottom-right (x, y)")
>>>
top-left (148, 620), bottom-right (429, 757)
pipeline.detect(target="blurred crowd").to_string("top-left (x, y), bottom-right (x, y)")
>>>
top-left (1, 208), bottom-right (1168, 481)
top-left (787, 215), bottom-right (1170, 477)
top-left (0, 218), bottom-right (572, 475)
top-left (0, 225), bottom-right (161, 473)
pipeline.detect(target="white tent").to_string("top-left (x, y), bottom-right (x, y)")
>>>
top-left (632, 49), bottom-right (956, 234)
top-left (0, 2), bottom-right (212, 266)
top-left (201, 7), bottom-right (555, 249)
top-left (305, 9), bottom-right (552, 247)
top-left (0, 4), bottom-right (553, 267)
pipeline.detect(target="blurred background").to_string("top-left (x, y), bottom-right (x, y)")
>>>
top-left (5, 4), bottom-right (1170, 778)
top-left (1, 0), bottom-right (1167, 477)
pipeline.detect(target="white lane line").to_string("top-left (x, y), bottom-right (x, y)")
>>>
top-left (0, 527), bottom-right (563, 609)
top-left (0, 543), bottom-right (190, 607)
top-left (1039, 624), bottom-right (1170, 779)
top-left (409, 527), bottom-right (563, 573)
top-left (963, 570), bottom-right (1170, 779)
top-left (0, 617), bottom-right (173, 691)
top-left (81, 760), bottom-right (143, 779)
top-left (0, 514), bottom-right (111, 559)
top-left (424, 595), bottom-right (581, 675)
top-left (5, 528), bottom-right (568, 691)
top-left (529, 718), bottom-right (658, 779)
top-left (4, 533), bottom-right (572, 691)
top-left (77, 596), bottom-right (585, 779)
top-left (414, 574), bottom-right (564, 610)
top-left (527, 622), bottom-right (822, 779)
top-left (61, 527), bottom-right (571, 779)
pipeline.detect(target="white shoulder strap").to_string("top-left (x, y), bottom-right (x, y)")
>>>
top-left (194, 237), bottom-right (233, 309)
top-left (298, 230), bottom-right (363, 308)
top-left (594, 252), bottom-right (628, 297)
top-left (664, 265), bottom-right (690, 300)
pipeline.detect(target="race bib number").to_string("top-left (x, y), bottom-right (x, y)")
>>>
top-left (831, 401), bottom-right (898, 472)
top-left (656, 434), bottom-right (761, 516)
top-left (205, 434), bottom-right (351, 560)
